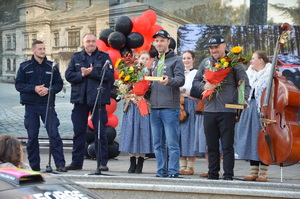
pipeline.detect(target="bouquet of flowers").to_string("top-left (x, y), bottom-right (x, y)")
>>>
top-left (202, 46), bottom-right (250, 100)
top-left (115, 54), bottom-right (150, 115)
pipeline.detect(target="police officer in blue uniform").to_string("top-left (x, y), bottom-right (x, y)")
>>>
top-left (15, 40), bottom-right (67, 172)
top-left (65, 33), bottom-right (114, 171)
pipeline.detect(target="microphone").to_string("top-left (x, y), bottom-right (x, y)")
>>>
top-left (102, 60), bottom-right (111, 70)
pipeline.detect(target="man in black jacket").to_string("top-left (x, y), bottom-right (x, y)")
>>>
top-left (15, 40), bottom-right (67, 172)
top-left (192, 35), bottom-right (250, 180)
top-left (65, 33), bottom-right (114, 171)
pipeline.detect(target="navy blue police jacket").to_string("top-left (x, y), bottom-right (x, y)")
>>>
top-left (15, 56), bottom-right (63, 106)
top-left (65, 49), bottom-right (114, 106)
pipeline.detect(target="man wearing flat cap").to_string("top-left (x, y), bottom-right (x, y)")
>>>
top-left (149, 29), bottom-right (185, 178)
top-left (192, 35), bottom-right (250, 180)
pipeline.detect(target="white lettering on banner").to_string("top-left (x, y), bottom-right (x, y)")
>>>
top-left (33, 190), bottom-right (89, 199)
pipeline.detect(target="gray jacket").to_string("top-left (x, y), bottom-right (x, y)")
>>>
top-left (149, 49), bottom-right (185, 109)
top-left (192, 56), bottom-right (250, 113)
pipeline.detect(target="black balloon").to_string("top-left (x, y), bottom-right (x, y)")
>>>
top-left (149, 45), bottom-right (158, 58)
top-left (106, 125), bottom-right (117, 145)
top-left (87, 141), bottom-right (96, 159)
top-left (119, 46), bottom-right (133, 56)
top-left (85, 128), bottom-right (94, 144)
top-left (169, 37), bottom-right (176, 50)
top-left (108, 31), bottom-right (126, 49)
top-left (99, 28), bottom-right (114, 46)
top-left (85, 142), bottom-right (91, 158)
top-left (115, 16), bottom-right (133, 36)
top-left (108, 141), bottom-right (120, 159)
top-left (126, 32), bottom-right (144, 49)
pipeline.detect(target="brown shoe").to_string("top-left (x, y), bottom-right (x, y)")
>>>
top-left (256, 165), bottom-right (268, 182)
top-left (200, 172), bottom-right (208, 178)
top-left (256, 176), bottom-right (267, 182)
top-left (244, 175), bottom-right (258, 181)
top-left (180, 169), bottom-right (194, 175)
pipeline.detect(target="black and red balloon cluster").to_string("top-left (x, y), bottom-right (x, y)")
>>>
top-left (96, 10), bottom-right (163, 73)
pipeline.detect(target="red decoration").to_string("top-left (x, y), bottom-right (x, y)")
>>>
top-left (107, 48), bottom-right (121, 66)
top-left (131, 79), bottom-right (150, 96)
top-left (114, 68), bottom-right (120, 80)
top-left (106, 114), bottom-right (119, 128)
top-left (149, 24), bottom-right (164, 38)
top-left (133, 16), bottom-right (150, 34)
top-left (202, 68), bottom-right (231, 100)
top-left (96, 39), bottom-right (109, 51)
top-left (142, 10), bottom-right (157, 26)
top-left (106, 98), bottom-right (117, 115)
top-left (137, 98), bottom-right (149, 115)
top-left (87, 113), bottom-right (94, 129)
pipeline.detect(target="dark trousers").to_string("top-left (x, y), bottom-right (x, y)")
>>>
top-left (24, 104), bottom-right (65, 168)
top-left (71, 103), bottom-right (108, 166)
top-left (204, 112), bottom-right (236, 179)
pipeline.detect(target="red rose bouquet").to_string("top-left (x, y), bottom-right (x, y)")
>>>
top-left (202, 46), bottom-right (250, 100)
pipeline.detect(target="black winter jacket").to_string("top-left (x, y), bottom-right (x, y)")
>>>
top-left (65, 49), bottom-right (114, 105)
top-left (15, 56), bottom-right (63, 105)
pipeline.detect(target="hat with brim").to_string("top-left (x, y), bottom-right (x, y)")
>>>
top-left (152, 30), bottom-right (171, 39)
top-left (207, 35), bottom-right (225, 46)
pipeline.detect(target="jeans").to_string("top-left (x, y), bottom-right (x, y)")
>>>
top-left (150, 108), bottom-right (180, 176)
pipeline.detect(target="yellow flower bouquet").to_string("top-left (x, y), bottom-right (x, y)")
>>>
top-left (202, 46), bottom-right (250, 100)
top-left (115, 54), bottom-right (150, 115)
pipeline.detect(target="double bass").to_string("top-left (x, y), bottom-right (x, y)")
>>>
top-left (257, 23), bottom-right (300, 167)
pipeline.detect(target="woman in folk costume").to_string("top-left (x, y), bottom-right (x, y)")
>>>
top-left (178, 50), bottom-right (199, 175)
top-left (235, 50), bottom-right (271, 182)
top-left (119, 51), bottom-right (153, 174)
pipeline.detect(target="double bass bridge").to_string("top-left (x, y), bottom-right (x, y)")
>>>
top-left (260, 118), bottom-right (277, 124)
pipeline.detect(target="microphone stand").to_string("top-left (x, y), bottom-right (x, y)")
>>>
top-left (89, 61), bottom-right (109, 175)
top-left (44, 63), bottom-right (58, 173)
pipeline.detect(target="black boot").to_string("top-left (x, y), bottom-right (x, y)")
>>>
top-left (135, 157), bottom-right (144, 174)
top-left (128, 156), bottom-right (136, 173)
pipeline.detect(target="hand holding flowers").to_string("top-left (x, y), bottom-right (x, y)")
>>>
top-left (114, 54), bottom-right (150, 115)
top-left (202, 46), bottom-right (250, 100)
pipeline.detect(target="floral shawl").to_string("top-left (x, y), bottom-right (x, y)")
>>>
top-left (246, 62), bottom-right (272, 113)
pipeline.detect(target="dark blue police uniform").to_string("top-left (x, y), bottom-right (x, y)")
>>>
top-left (65, 49), bottom-right (114, 168)
top-left (15, 56), bottom-right (66, 170)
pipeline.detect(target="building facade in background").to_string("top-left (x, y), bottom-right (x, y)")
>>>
top-left (0, 0), bottom-right (190, 82)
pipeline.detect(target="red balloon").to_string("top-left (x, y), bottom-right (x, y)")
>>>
top-left (143, 10), bottom-right (157, 26)
top-left (135, 37), bottom-right (151, 54)
top-left (114, 68), bottom-right (119, 80)
top-left (150, 24), bottom-right (164, 38)
top-left (106, 98), bottom-right (117, 115)
top-left (134, 16), bottom-right (150, 34)
top-left (106, 114), bottom-right (119, 128)
top-left (87, 113), bottom-right (94, 129)
top-left (96, 39), bottom-right (109, 52)
top-left (108, 48), bottom-right (121, 66)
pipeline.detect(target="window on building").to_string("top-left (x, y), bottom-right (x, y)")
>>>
top-left (7, 59), bottom-right (11, 71)
top-left (6, 35), bottom-right (11, 50)
top-left (13, 34), bottom-right (16, 50)
top-left (90, 28), bottom-right (96, 36)
top-left (13, 59), bottom-right (16, 72)
top-left (25, 34), bottom-right (29, 49)
top-left (68, 31), bottom-right (80, 47)
top-left (32, 34), bottom-right (37, 43)
top-left (54, 32), bottom-right (59, 47)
